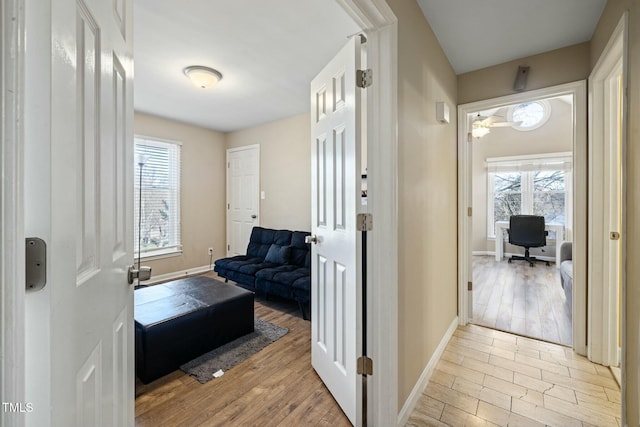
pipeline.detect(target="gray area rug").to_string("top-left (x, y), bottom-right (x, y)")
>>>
top-left (180, 318), bottom-right (288, 384)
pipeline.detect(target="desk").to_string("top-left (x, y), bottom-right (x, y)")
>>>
top-left (495, 221), bottom-right (564, 267)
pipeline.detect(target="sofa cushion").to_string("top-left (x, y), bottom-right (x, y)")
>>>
top-left (214, 255), bottom-right (262, 270)
top-left (289, 231), bottom-right (311, 267)
top-left (264, 244), bottom-right (290, 264)
top-left (246, 227), bottom-right (293, 259)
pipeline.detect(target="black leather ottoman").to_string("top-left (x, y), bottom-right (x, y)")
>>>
top-left (135, 276), bottom-right (254, 384)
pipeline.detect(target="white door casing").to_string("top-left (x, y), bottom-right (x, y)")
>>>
top-left (25, 0), bottom-right (135, 424)
top-left (226, 145), bottom-right (260, 256)
top-left (588, 14), bottom-right (627, 367)
top-left (310, 36), bottom-right (362, 425)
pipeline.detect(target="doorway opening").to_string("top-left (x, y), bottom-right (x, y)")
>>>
top-left (458, 81), bottom-right (588, 355)
top-left (468, 95), bottom-right (574, 346)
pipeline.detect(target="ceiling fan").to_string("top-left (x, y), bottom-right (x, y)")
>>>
top-left (471, 113), bottom-right (519, 138)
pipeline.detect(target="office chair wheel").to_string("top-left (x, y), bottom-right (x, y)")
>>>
top-left (508, 259), bottom-right (512, 264)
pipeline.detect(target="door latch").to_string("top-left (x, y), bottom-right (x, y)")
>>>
top-left (26, 237), bottom-right (46, 291)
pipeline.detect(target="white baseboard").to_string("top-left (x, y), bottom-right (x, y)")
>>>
top-left (472, 251), bottom-right (494, 256)
top-left (397, 316), bottom-right (459, 426)
top-left (472, 250), bottom-right (554, 263)
top-left (142, 264), bottom-right (213, 286)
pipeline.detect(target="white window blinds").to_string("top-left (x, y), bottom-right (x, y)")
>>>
top-left (134, 136), bottom-right (182, 258)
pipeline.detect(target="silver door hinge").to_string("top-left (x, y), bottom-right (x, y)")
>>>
top-left (357, 356), bottom-right (373, 375)
top-left (468, 281), bottom-right (473, 291)
top-left (356, 69), bottom-right (372, 88)
top-left (227, 244), bottom-right (230, 251)
top-left (356, 213), bottom-right (373, 231)
top-left (468, 207), bottom-right (472, 217)
top-left (467, 132), bottom-right (472, 143)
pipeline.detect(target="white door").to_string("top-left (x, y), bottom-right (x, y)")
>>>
top-left (310, 37), bottom-right (362, 426)
top-left (42, 0), bottom-right (134, 424)
top-left (604, 70), bottom-right (623, 366)
top-left (227, 146), bottom-right (260, 256)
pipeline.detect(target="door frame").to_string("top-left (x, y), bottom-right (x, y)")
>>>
top-left (335, 1), bottom-right (398, 424)
top-left (457, 81), bottom-right (588, 355)
top-left (226, 144), bottom-right (260, 256)
top-left (588, 13), bottom-right (627, 368)
top-left (1, 0), bottom-right (26, 425)
top-left (3, 1), bottom-right (399, 426)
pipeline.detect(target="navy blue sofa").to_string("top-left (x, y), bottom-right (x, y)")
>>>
top-left (214, 227), bottom-right (311, 319)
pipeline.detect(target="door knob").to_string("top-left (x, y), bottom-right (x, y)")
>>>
top-left (305, 235), bottom-right (318, 244)
top-left (128, 265), bottom-right (152, 285)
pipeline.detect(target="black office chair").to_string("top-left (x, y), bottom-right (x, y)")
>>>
top-left (507, 215), bottom-right (549, 267)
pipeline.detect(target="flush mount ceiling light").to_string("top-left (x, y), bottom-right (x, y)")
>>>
top-left (183, 66), bottom-right (223, 89)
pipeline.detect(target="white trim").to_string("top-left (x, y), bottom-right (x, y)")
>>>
top-left (397, 317), bottom-right (458, 426)
top-left (458, 81), bottom-right (588, 357)
top-left (587, 13), bottom-right (627, 372)
top-left (1, 0), bottom-right (26, 425)
top-left (335, 2), bottom-right (398, 425)
top-left (142, 264), bottom-right (213, 286)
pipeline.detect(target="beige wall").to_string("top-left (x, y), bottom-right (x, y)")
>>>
top-left (472, 99), bottom-right (573, 252)
top-left (387, 0), bottom-right (459, 407)
top-left (591, 1), bottom-right (640, 424)
top-left (134, 113), bottom-right (227, 277)
top-left (225, 113), bottom-right (311, 232)
top-left (457, 43), bottom-right (590, 105)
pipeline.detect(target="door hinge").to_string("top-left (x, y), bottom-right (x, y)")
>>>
top-left (227, 162), bottom-right (230, 168)
top-left (357, 356), bottom-right (373, 375)
top-left (467, 132), bottom-right (472, 143)
top-left (227, 244), bottom-right (230, 251)
top-left (356, 69), bottom-right (372, 88)
top-left (227, 203), bottom-right (230, 210)
top-left (468, 207), bottom-right (472, 217)
top-left (356, 213), bottom-right (373, 231)
top-left (468, 281), bottom-right (473, 291)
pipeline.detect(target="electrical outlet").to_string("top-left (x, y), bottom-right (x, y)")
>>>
top-left (208, 247), bottom-right (214, 255)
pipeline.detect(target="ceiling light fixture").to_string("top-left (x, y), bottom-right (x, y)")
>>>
top-left (183, 66), bottom-right (223, 89)
top-left (472, 116), bottom-right (491, 138)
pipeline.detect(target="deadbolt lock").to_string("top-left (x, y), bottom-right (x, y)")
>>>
top-left (610, 231), bottom-right (621, 240)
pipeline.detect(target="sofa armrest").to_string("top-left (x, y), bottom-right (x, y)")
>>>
top-left (560, 241), bottom-right (572, 263)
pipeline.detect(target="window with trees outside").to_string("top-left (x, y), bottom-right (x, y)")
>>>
top-left (134, 136), bottom-right (182, 258)
top-left (487, 153), bottom-right (572, 241)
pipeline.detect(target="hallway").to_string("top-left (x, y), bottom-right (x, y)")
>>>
top-left (407, 324), bottom-right (620, 426)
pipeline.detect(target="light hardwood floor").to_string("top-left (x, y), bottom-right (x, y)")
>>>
top-left (472, 255), bottom-right (572, 346)
top-left (134, 275), bottom-right (350, 427)
top-left (407, 324), bottom-right (621, 427)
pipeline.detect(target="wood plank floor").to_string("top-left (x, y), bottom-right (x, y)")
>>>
top-left (407, 324), bottom-right (621, 427)
top-left (472, 255), bottom-right (572, 346)
top-left (134, 275), bottom-right (350, 427)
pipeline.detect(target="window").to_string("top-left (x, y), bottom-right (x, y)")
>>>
top-left (487, 153), bottom-right (572, 240)
top-left (508, 100), bottom-right (551, 131)
top-left (134, 136), bottom-right (182, 258)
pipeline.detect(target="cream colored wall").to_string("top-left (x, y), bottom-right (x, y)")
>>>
top-left (134, 113), bottom-right (227, 277)
top-left (387, 0), bottom-right (459, 407)
top-left (457, 43), bottom-right (590, 105)
top-left (591, 1), bottom-right (640, 424)
top-left (472, 99), bottom-right (573, 252)
top-left (225, 113), bottom-right (311, 232)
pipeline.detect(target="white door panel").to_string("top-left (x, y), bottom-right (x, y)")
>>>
top-left (311, 37), bottom-right (362, 426)
top-left (45, 0), bottom-right (135, 424)
top-left (227, 146), bottom-right (260, 256)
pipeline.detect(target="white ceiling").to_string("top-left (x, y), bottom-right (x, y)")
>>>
top-left (134, 1), bottom-right (606, 132)
top-left (416, 0), bottom-right (607, 74)
top-left (134, 0), bottom-right (360, 132)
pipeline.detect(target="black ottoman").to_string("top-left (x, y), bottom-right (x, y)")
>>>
top-left (135, 276), bottom-right (254, 384)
